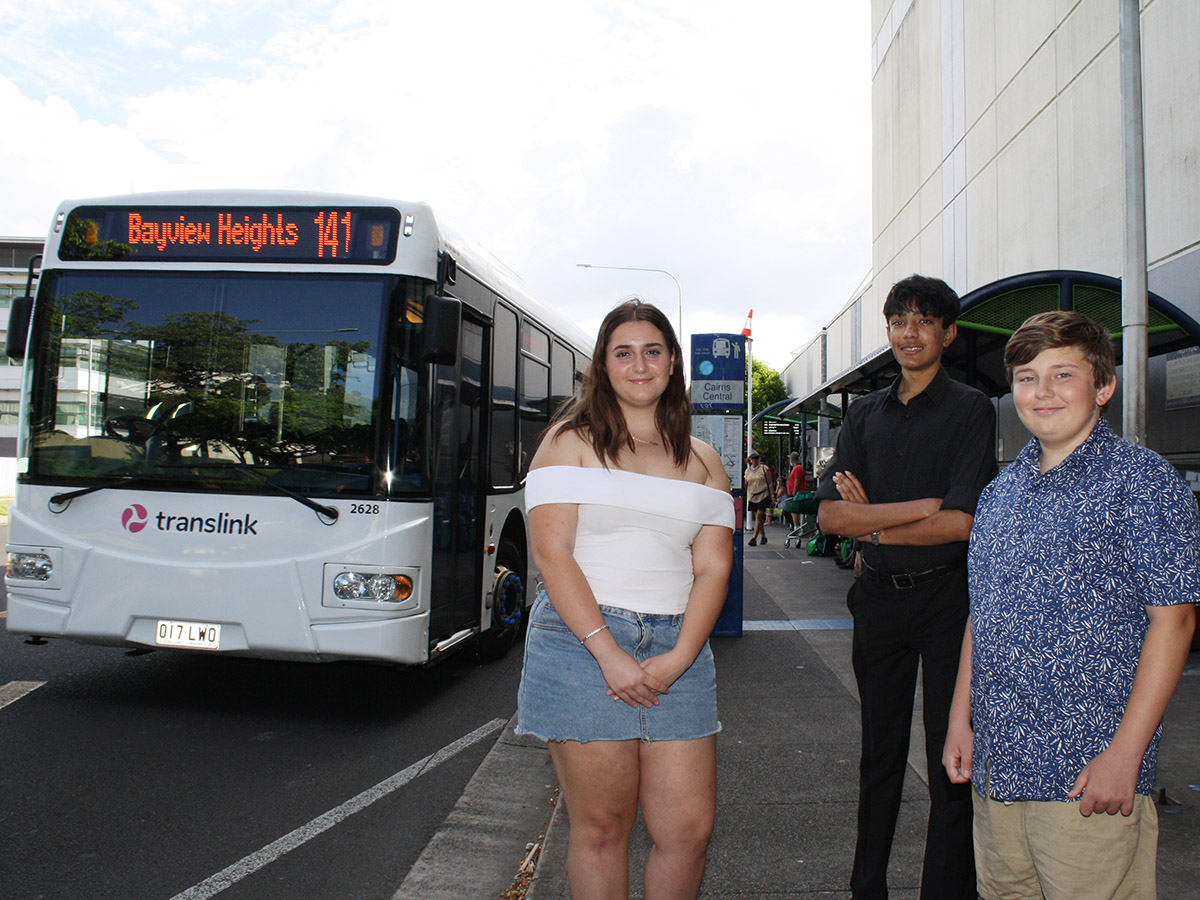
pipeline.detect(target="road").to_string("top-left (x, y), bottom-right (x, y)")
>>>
top-left (0, 523), bottom-right (524, 900)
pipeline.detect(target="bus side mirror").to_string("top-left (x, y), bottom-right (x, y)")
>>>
top-left (6, 295), bottom-right (33, 361)
top-left (422, 295), bottom-right (461, 365)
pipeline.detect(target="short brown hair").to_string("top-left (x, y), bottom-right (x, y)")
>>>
top-left (1004, 310), bottom-right (1117, 390)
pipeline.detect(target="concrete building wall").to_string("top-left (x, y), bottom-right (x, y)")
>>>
top-left (869, 0), bottom-right (1200, 320)
top-left (786, 0), bottom-right (1200, 466)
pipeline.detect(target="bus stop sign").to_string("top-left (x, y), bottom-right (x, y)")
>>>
top-left (690, 333), bottom-right (746, 409)
top-left (689, 332), bottom-right (747, 637)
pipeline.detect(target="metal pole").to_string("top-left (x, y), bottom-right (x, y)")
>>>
top-left (801, 411), bottom-right (809, 469)
top-left (746, 337), bottom-right (754, 454)
top-left (576, 264), bottom-right (683, 340)
top-left (1119, 0), bottom-right (1148, 445)
top-left (817, 329), bottom-right (830, 449)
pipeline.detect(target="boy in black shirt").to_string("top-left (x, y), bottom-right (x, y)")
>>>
top-left (816, 275), bottom-right (996, 900)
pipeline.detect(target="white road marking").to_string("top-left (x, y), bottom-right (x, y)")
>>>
top-left (743, 618), bottom-right (853, 631)
top-left (167, 717), bottom-right (508, 900)
top-left (0, 680), bottom-right (45, 710)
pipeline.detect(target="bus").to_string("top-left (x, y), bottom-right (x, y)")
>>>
top-left (4, 191), bottom-right (591, 665)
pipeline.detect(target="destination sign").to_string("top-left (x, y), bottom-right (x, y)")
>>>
top-left (58, 205), bottom-right (400, 264)
top-left (761, 420), bottom-right (803, 437)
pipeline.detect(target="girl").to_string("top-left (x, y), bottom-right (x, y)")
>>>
top-left (516, 299), bottom-right (733, 900)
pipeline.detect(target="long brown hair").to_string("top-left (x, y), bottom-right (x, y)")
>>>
top-left (558, 299), bottom-right (692, 468)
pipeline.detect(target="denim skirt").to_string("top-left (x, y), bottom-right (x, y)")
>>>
top-left (515, 590), bottom-right (721, 743)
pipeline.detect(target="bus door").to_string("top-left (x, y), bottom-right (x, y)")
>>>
top-left (428, 313), bottom-right (488, 644)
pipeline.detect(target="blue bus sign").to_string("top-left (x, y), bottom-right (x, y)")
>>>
top-left (691, 333), bottom-right (746, 409)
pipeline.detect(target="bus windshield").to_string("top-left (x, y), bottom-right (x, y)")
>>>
top-left (24, 270), bottom-right (429, 497)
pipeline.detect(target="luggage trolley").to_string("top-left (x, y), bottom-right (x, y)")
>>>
top-left (781, 491), bottom-right (818, 548)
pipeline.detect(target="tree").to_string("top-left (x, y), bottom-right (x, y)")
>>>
top-left (748, 357), bottom-right (787, 473)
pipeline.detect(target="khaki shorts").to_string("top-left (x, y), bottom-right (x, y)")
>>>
top-left (973, 788), bottom-right (1158, 900)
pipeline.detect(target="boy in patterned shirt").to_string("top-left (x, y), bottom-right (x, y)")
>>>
top-left (943, 311), bottom-right (1199, 900)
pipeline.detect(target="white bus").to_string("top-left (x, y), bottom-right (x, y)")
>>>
top-left (5, 191), bottom-right (591, 665)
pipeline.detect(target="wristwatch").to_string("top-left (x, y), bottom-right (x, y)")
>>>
top-left (870, 531), bottom-right (881, 546)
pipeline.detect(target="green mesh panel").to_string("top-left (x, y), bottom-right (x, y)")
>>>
top-left (960, 285), bottom-right (1062, 333)
top-left (1072, 286), bottom-right (1121, 331)
top-left (1073, 284), bottom-right (1177, 332)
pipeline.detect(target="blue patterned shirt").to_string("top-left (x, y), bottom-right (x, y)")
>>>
top-left (967, 416), bottom-right (1200, 801)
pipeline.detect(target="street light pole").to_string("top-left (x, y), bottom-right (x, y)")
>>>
top-left (576, 263), bottom-right (683, 339)
top-left (1119, 0), bottom-right (1148, 446)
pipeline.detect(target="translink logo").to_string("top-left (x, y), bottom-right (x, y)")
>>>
top-left (121, 506), bottom-right (260, 536)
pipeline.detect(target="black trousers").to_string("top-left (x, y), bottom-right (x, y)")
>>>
top-left (846, 567), bottom-right (977, 900)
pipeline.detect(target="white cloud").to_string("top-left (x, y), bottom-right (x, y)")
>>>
top-left (114, 29), bottom-right (177, 51)
top-left (181, 42), bottom-right (223, 62)
top-left (0, 0), bottom-right (870, 373)
top-left (0, 76), bottom-right (181, 234)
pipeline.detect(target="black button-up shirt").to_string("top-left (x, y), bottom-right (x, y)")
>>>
top-left (815, 366), bottom-right (997, 573)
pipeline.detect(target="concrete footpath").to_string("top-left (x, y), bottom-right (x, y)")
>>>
top-left (396, 530), bottom-right (1200, 899)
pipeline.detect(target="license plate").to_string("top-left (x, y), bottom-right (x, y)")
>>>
top-left (155, 619), bottom-right (221, 650)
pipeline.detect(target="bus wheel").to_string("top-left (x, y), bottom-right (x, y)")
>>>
top-left (478, 540), bottom-right (525, 660)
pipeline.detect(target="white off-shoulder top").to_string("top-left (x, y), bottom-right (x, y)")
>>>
top-left (524, 465), bottom-right (735, 614)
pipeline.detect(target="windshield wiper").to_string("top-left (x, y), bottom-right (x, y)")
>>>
top-left (48, 467), bottom-right (339, 526)
top-left (49, 476), bottom-right (169, 510)
top-left (189, 463), bottom-right (339, 526)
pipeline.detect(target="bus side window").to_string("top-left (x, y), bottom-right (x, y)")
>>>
top-left (551, 340), bottom-right (575, 421)
top-left (519, 354), bottom-right (548, 478)
top-left (491, 305), bottom-right (518, 487)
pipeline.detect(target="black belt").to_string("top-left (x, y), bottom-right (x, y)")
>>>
top-left (860, 558), bottom-right (964, 590)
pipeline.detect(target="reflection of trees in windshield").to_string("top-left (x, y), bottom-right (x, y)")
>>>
top-left (29, 274), bottom-right (395, 495)
top-left (58, 213), bottom-right (136, 261)
top-left (48, 289), bottom-right (139, 338)
top-left (29, 288), bottom-right (141, 438)
top-left (134, 311), bottom-right (378, 466)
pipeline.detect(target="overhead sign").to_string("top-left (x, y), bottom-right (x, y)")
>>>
top-left (690, 333), bottom-right (746, 409)
top-left (761, 420), bottom-right (803, 438)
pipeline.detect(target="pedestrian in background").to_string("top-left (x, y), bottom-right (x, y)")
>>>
top-left (772, 473), bottom-right (788, 524)
top-left (944, 311), bottom-right (1198, 900)
top-left (786, 450), bottom-right (808, 534)
top-left (516, 299), bottom-right (734, 900)
top-left (816, 274), bottom-right (996, 900)
top-left (745, 450), bottom-right (773, 545)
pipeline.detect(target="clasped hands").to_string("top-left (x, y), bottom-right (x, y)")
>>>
top-left (597, 647), bottom-right (689, 708)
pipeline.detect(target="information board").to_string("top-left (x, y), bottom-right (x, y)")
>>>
top-left (1166, 347), bottom-right (1200, 410)
top-left (691, 414), bottom-right (746, 489)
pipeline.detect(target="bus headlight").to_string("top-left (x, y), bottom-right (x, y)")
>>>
top-left (333, 571), bottom-right (414, 602)
top-left (367, 574), bottom-right (398, 601)
top-left (8, 551), bottom-right (54, 581)
top-left (333, 571), bottom-right (368, 599)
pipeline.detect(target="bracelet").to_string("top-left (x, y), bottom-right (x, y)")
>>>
top-left (579, 624), bottom-right (610, 645)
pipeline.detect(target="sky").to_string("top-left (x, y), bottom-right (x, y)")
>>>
top-left (0, 0), bottom-right (872, 374)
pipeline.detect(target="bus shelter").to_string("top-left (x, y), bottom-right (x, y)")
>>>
top-left (767, 270), bottom-right (1200, 471)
